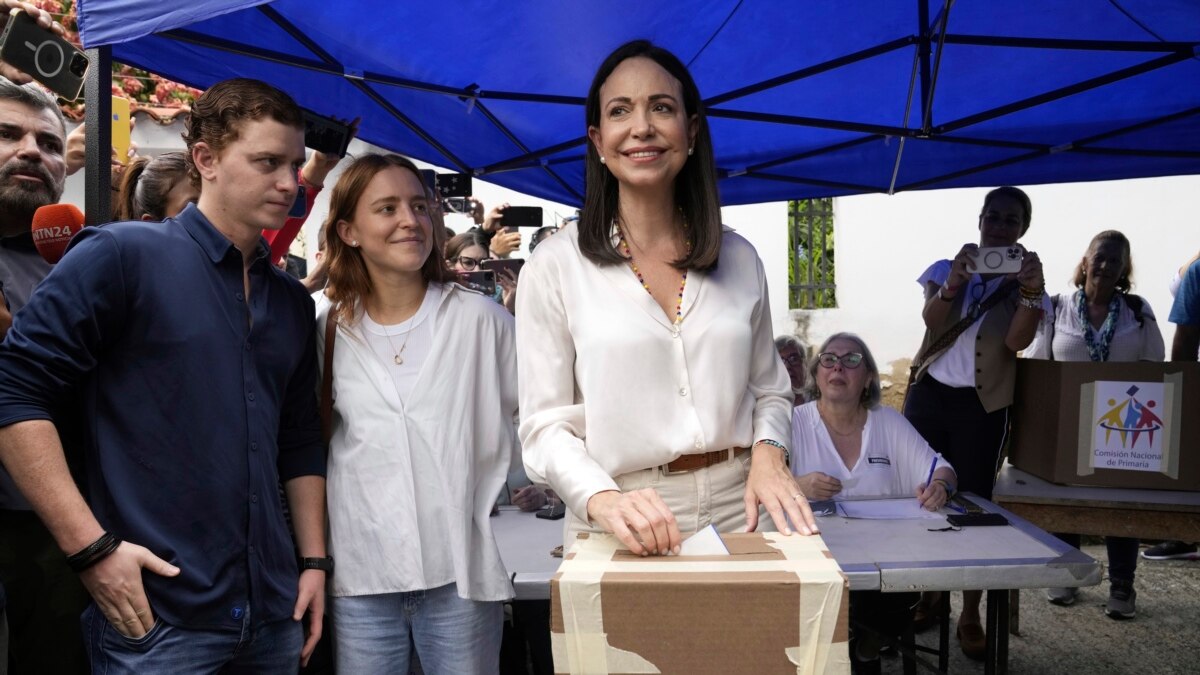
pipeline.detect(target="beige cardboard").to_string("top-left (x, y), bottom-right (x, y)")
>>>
top-left (1012, 360), bottom-right (1200, 490)
top-left (551, 532), bottom-right (849, 675)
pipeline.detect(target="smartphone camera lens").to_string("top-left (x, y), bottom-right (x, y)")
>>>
top-left (69, 53), bottom-right (88, 77)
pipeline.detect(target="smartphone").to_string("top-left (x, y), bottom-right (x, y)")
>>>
top-left (436, 172), bottom-right (472, 198)
top-left (500, 205), bottom-right (543, 230)
top-left (110, 96), bottom-right (131, 165)
top-left (457, 270), bottom-right (496, 296)
top-left (536, 502), bottom-right (566, 520)
top-left (0, 9), bottom-right (89, 101)
top-left (970, 246), bottom-right (1023, 275)
top-left (480, 258), bottom-right (524, 280)
top-left (946, 513), bottom-right (1009, 527)
top-left (419, 169), bottom-right (437, 195)
top-left (301, 109), bottom-right (352, 157)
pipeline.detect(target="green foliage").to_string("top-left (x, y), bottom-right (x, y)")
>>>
top-left (788, 198), bottom-right (836, 309)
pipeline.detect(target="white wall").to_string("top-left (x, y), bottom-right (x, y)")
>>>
top-left (788, 176), bottom-right (1200, 371)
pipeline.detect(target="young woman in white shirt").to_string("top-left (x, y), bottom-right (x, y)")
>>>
top-left (791, 332), bottom-right (955, 668)
top-left (1025, 230), bottom-right (1164, 620)
top-left (316, 154), bottom-right (518, 673)
top-left (517, 40), bottom-right (817, 558)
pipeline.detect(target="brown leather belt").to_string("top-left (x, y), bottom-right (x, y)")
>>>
top-left (663, 447), bottom-right (749, 474)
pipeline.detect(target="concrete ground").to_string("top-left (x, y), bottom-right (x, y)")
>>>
top-left (878, 544), bottom-right (1199, 674)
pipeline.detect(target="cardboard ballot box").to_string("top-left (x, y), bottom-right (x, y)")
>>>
top-left (550, 532), bottom-right (849, 675)
top-left (1011, 360), bottom-right (1200, 490)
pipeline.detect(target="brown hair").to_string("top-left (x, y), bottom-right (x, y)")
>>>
top-left (980, 186), bottom-right (1033, 235)
top-left (115, 152), bottom-right (189, 221)
top-left (323, 154), bottom-right (453, 324)
top-left (1073, 230), bottom-right (1134, 293)
top-left (579, 40), bottom-right (722, 270)
top-left (182, 78), bottom-right (304, 187)
top-left (445, 231), bottom-right (489, 262)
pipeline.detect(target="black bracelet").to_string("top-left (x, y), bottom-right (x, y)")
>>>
top-left (67, 532), bottom-right (122, 574)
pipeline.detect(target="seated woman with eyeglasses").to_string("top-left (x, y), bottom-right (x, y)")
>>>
top-left (790, 332), bottom-right (956, 669)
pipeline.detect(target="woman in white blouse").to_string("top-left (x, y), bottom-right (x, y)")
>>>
top-left (791, 333), bottom-right (955, 505)
top-left (517, 40), bottom-right (816, 557)
top-left (1025, 230), bottom-right (1163, 620)
top-left (316, 154), bottom-right (517, 673)
top-left (791, 332), bottom-right (955, 668)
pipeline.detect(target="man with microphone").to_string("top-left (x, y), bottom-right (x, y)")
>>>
top-left (0, 78), bottom-right (327, 672)
top-left (0, 73), bottom-right (87, 672)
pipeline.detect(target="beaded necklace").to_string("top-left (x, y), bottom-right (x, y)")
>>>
top-left (616, 223), bottom-right (691, 326)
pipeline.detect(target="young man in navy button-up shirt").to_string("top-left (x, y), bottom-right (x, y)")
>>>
top-left (0, 78), bottom-right (328, 672)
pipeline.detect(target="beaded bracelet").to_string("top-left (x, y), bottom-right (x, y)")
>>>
top-left (755, 439), bottom-right (790, 467)
top-left (1018, 294), bottom-right (1043, 311)
top-left (1018, 285), bottom-right (1045, 299)
top-left (67, 532), bottom-right (122, 574)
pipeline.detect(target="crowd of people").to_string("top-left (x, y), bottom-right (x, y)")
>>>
top-left (0, 5), bottom-right (1195, 674)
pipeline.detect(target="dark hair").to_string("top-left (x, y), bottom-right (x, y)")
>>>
top-left (115, 152), bottom-right (189, 221)
top-left (182, 78), bottom-right (304, 188)
top-left (530, 225), bottom-right (558, 253)
top-left (323, 154), bottom-right (453, 325)
top-left (1073, 230), bottom-right (1134, 293)
top-left (579, 40), bottom-right (722, 270)
top-left (445, 231), bottom-right (489, 262)
top-left (0, 77), bottom-right (65, 134)
top-left (980, 186), bottom-right (1032, 235)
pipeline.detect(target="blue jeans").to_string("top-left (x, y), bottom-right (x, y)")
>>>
top-left (332, 583), bottom-right (502, 674)
top-left (82, 602), bottom-right (302, 674)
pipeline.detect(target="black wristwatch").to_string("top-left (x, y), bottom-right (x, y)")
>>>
top-left (300, 556), bottom-right (334, 573)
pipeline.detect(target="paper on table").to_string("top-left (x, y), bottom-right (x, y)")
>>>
top-left (678, 523), bottom-right (730, 555)
top-left (836, 497), bottom-right (945, 520)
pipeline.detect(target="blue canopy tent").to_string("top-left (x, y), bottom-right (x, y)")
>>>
top-left (75, 0), bottom-right (1200, 211)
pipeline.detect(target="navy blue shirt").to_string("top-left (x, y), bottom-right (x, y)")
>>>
top-left (0, 204), bottom-right (325, 630)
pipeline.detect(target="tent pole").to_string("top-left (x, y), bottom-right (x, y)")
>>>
top-left (84, 47), bottom-right (112, 226)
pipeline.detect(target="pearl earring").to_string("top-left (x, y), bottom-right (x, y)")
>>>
top-left (599, 155), bottom-right (606, 164)
top-left (688, 147), bottom-right (694, 156)
top-left (351, 240), bottom-right (359, 247)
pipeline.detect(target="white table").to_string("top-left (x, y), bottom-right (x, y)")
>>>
top-left (493, 496), bottom-right (1101, 674)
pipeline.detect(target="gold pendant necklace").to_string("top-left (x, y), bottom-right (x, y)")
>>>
top-left (382, 318), bottom-right (416, 365)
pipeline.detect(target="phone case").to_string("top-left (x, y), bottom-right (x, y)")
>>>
top-left (111, 96), bottom-right (131, 165)
top-left (946, 513), bottom-right (1009, 527)
top-left (0, 11), bottom-right (88, 101)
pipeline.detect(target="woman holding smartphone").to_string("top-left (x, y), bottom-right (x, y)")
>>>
top-left (902, 186), bottom-right (1047, 659)
top-left (316, 153), bottom-right (517, 673)
top-left (517, 40), bottom-right (816, 557)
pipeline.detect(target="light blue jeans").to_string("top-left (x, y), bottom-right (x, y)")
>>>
top-left (81, 602), bottom-right (302, 674)
top-left (332, 582), bottom-right (502, 674)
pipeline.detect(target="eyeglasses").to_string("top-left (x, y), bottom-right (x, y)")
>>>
top-left (451, 255), bottom-right (488, 270)
top-left (780, 354), bottom-right (804, 366)
top-left (817, 352), bottom-right (864, 369)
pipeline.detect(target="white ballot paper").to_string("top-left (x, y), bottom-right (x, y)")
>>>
top-left (836, 497), bottom-right (945, 520)
top-left (678, 523), bottom-right (731, 555)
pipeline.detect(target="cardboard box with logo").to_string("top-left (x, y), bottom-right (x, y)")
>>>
top-left (550, 531), bottom-right (849, 675)
top-left (1010, 360), bottom-right (1200, 490)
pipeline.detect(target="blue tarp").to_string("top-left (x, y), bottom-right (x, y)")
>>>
top-left (77, 0), bottom-right (1200, 206)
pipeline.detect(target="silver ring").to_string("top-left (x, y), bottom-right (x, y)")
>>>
top-left (792, 493), bottom-right (803, 500)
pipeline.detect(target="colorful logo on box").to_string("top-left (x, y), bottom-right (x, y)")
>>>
top-left (1096, 385), bottom-right (1163, 449)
